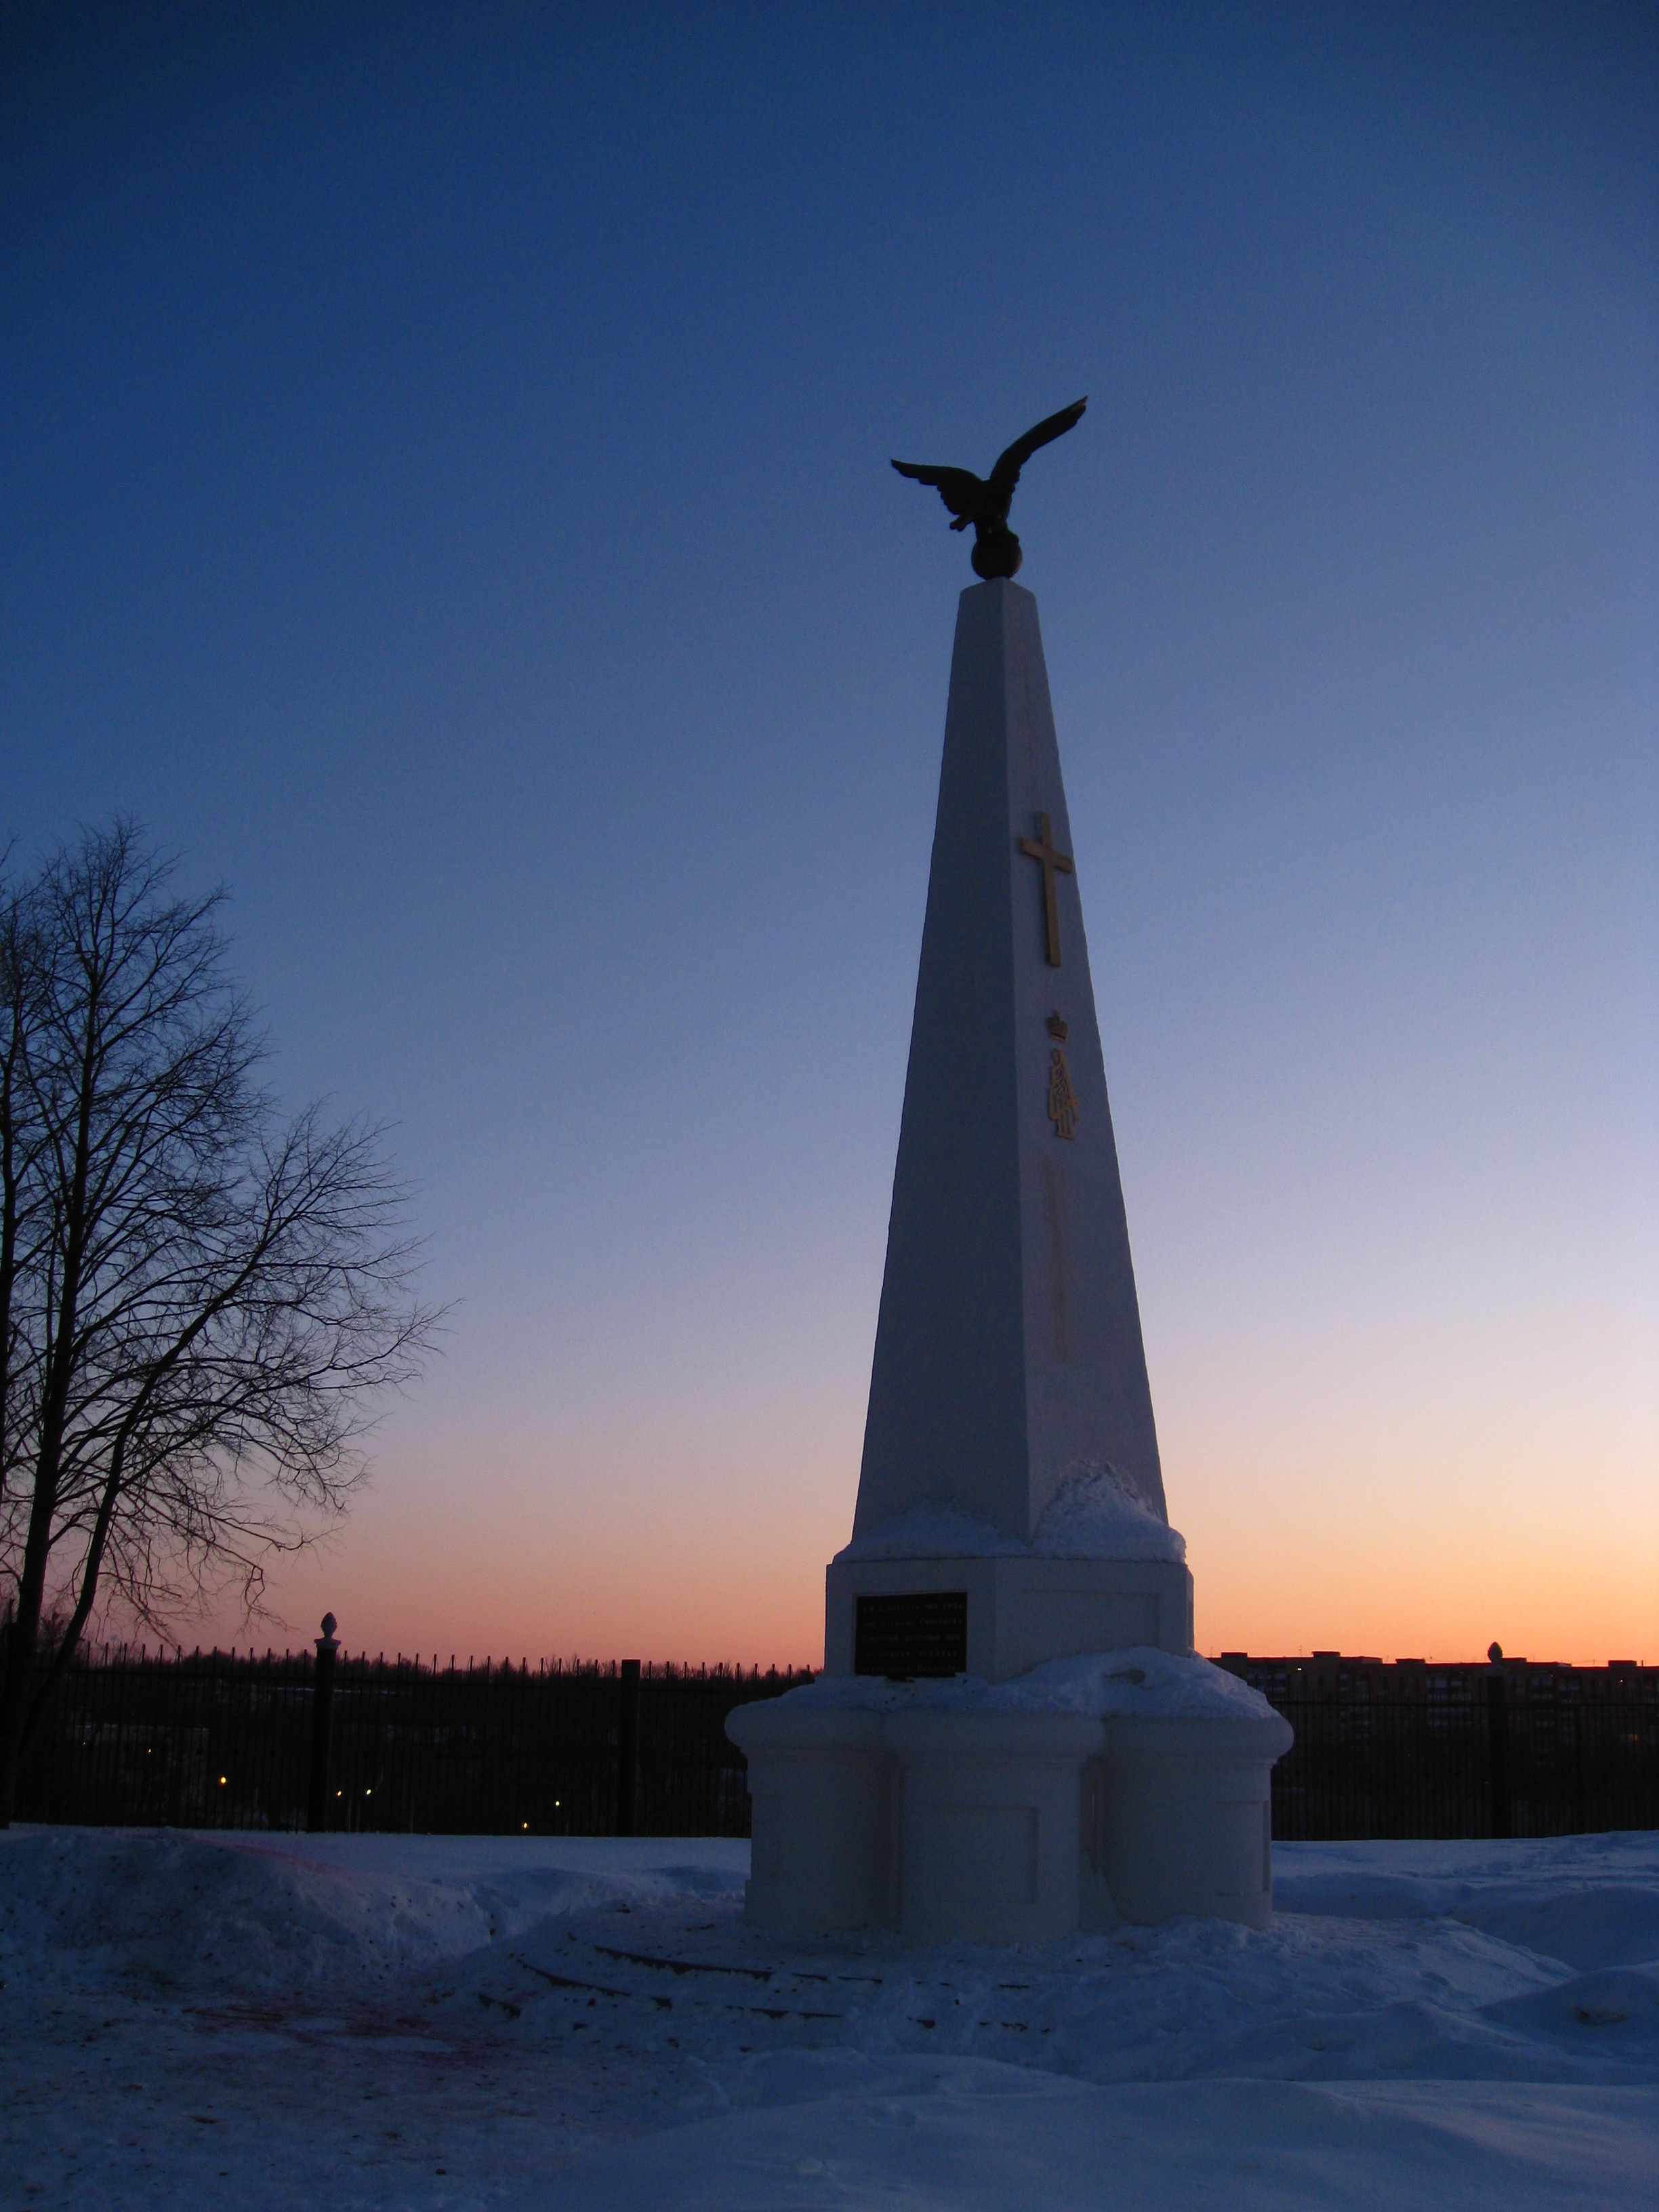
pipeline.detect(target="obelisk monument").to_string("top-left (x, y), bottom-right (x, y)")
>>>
top-left (826, 429), bottom-right (1191, 1678)
top-left (727, 403), bottom-right (1290, 1942)
top-left (855, 575), bottom-right (1164, 1538)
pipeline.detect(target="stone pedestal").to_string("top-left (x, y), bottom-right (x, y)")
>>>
top-left (728, 1695), bottom-right (1294, 1942)
top-left (888, 1711), bottom-right (1102, 1945)
top-left (1085, 1712), bottom-right (1294, 1932)
top-left (727, 1705), bottom-right (892, 1933)
top-left (728, 1699), bottom-right (1103, 1944)
top-left (825, 1553), bottom-right (1193, 1679)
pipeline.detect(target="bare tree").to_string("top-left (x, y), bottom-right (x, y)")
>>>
top-left (0, 824), bottom-right (439, 1823)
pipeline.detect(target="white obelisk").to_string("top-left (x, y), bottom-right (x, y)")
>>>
top-left (824, 577), bottom-right (1193, 1680)
top-left (858, 577), bottom-right (1162, 1531)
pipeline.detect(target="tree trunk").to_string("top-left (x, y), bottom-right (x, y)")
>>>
top-left (0, 937), bottom-right (99, 1824)
top-left (16, 1437), bottom-right (129, 1776)
top-left (0, 1466), bottom-right (56, 1825)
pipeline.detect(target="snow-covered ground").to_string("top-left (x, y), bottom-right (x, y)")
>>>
top-left (3, 1826), bottom-right (1655, 2208)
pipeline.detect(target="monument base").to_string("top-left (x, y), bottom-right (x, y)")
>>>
top-left (727, 1686), bottom-right (1292, 1944)
top-left (825, 1552), bottom-right (1194, 1680)
top-left (1090, 1713), bottom-right (1290, 1933)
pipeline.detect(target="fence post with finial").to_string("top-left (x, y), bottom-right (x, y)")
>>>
top-left (307, 1614), bottom-right (340, 1834)
top-left (617, 1660), bottom-right (641, 1836)
top-left (1486, 1641), bottom-right (1511, 1839)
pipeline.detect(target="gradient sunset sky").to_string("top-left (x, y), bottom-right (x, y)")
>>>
top-left (5, 4), bottom-right (1654, 1666)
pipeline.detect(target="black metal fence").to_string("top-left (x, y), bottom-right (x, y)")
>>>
top-left (1223, 1656), bottom-right (1659, 1841)
top-left (10, 1645), bottom-right (811, 1837)
top-left (8, 1644), bottom-right (1656, 1840)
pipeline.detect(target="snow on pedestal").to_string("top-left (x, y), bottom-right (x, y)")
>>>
top-left (730, 578), bottom-right (1292, 1942)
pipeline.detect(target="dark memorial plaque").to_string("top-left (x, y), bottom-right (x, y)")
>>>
top-left (854, 1591), bottom-right (968, 1679)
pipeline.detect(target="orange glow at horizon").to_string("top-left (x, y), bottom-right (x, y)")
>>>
top-left (182, 1411), bottom-right (1656, 1673)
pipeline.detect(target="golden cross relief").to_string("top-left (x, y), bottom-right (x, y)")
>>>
top-left (1019, 811), bottom-right (1073, 967)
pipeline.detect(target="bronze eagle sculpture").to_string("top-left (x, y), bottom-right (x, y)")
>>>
top-left (891, 396), bottom-right (1087, 578)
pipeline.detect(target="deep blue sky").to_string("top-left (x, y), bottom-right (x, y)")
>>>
top-left (4, 3), bottom-right (1655, 1661)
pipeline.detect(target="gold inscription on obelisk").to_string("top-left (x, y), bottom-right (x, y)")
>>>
top-left (1045, 1011), bottom-right (1079, 1139)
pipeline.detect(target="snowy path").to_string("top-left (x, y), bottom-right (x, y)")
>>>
top-left (3, 1828), bottom-right (1655, 2207)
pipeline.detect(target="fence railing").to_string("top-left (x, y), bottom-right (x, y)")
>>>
top-left (9, 1645), bottom-right (812, 1837)
top-left (8, 1645), bottom-right (1656, 1840)
top-left (1223, 1656), bottom-right (1659, 1841)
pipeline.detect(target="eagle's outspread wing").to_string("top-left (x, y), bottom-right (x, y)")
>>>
top-left (985, 396), bottom-right (1088, 508)
top-left (891, 459), bottom-right (985, 530)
